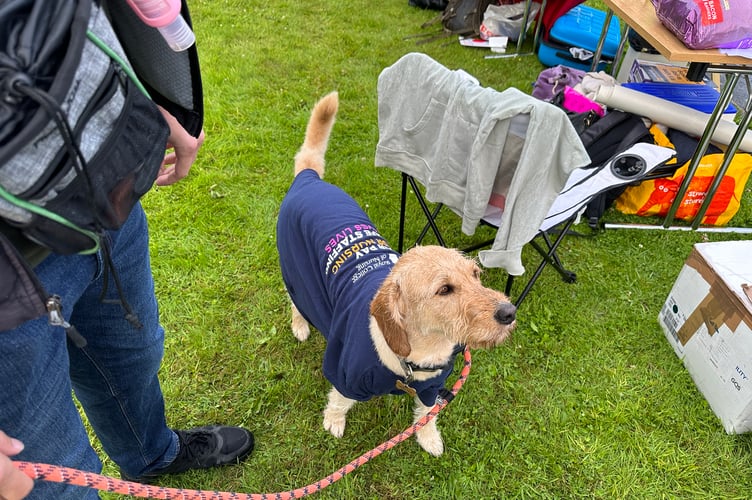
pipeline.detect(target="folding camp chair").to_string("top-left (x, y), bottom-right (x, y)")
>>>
top-left (394, 172), bottom-right (579, 306)
top-left (374, 53), bottom-right (675, 306)
top-left (390, 143), bottom-right (675, 306)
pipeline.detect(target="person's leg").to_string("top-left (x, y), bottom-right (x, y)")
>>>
top-left (68, 204), bottom-right (253, 482)
top-left (67, 203), bottom-right (177, 478)
top-left (0, 251), bottom-right (102, 499)
top-left (1, 202), bottom-right (252, 496)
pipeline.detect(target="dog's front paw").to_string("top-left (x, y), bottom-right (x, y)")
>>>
top-left (323, 410), bottom-right (346, 438)
top-left (416, 427), bottom-right (444, 456)
top-left (323, 388), bottom-right (355, 439)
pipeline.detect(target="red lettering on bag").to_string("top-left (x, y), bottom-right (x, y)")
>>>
top-left (694, 0), bottom-right (724, 25)
top-left (636, 175), bottom-right (734, 224)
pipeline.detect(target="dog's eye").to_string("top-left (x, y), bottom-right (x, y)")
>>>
top-left (473, 268), bottom-right (481, 280)
top-left (437, 284), bottom-right (453, 296)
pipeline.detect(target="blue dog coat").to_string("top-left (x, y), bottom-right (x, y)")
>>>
top-left (277, 169), bottom-right (454, 406)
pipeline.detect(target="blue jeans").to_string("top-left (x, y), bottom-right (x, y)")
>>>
top-left (0, 204), bottom-right (178, 499)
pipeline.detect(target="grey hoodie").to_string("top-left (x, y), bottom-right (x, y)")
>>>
top-left (375, 53), bottom-right (590, 275)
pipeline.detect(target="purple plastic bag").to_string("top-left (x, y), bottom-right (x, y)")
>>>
top-left (651, 0), bottom-right (752, 50)
top-left (531, 65), bottom-right (586, 102)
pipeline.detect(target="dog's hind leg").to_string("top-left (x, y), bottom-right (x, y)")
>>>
top-left (414, 398), bottom-right (444, 456)
top-left (323, 387), bottom-right (356, 438)
top-left (290, 300), bottom-right (310, 342)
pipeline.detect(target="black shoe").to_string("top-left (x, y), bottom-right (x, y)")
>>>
top-left (120, 425), bottom-right (254, 484)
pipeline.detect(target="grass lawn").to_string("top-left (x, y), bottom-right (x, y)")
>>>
top-left (98, 0), bottom-right (752, 498)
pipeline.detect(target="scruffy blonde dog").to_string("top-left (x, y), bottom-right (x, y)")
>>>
top-left (276, 92), bottom-right (516, 456)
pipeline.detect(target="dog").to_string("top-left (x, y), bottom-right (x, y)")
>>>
top-left (276, 91), bottom-right (516, 456)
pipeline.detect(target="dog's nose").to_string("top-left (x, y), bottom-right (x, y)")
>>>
top-left (494, 302), bottom-right (516, 325)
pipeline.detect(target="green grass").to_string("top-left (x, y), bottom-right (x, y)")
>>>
top-left (97, 0), bottom-right (752, 498)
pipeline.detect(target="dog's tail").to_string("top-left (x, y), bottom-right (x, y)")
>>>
top-left (294, 91), bottom-right (339, 178)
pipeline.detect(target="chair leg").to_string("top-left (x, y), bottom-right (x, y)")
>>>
top-left (513, 215), bottom-right (578, 306)
top-left (538, 231), bottom-right (573, 280)
top-left (528, 239), bottom-right (577, 283)
top-left (505, 274), bottom-right (515, 298)
top-left (405, 174), bottom-right (447, 248)
top-left (398, 173), bottom-right (408, 253)
top-left (416, 203), bottom-right (445, 246)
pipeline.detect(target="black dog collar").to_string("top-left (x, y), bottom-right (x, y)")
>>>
top-left (399, 344), bottom-right (466, 384)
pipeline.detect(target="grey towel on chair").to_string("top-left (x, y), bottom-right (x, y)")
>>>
top-left (375, 52), bottom-right (590, 275)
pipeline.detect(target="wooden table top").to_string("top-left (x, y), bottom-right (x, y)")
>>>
top-left (604, 0), bottom-right (751, 66)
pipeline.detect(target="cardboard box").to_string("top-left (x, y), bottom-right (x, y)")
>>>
top-left (615, 47), bottom-right (672, 83)
top-left (659, 240), bottom-right (752, 434)
top-left (629, 59), bottom-right (697, 84)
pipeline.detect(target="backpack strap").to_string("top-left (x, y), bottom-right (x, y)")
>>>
top-left (101, 0), bottom-right (204, 137)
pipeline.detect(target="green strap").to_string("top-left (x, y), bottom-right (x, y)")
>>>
top-left (0, 186), bottom-right (100, 254)
top-left (86, 29), bottom-right (151, 99)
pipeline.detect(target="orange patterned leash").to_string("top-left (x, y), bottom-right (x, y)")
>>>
top-left (15, 348), bottom-right (471, 499)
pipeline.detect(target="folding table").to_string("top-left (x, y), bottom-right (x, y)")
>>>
top-left (591, 0), bottom-right (752, 232)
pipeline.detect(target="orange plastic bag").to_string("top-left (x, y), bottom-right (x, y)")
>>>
top-left (615, 129), bottom-right (752, 225)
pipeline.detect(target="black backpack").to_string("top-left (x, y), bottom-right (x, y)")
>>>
top-left (408, 0), bottom-right (448, 11)
top-left (413, 0), bottom-right (495, 43)
top-left (551, 91), bottom-right (655, 228)
top-left (0, 0), bottom-right (168, 255)
top-left (0, 0), bottom-right (169, 332)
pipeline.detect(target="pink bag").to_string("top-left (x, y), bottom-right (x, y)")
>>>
top-left (560, 86), bottom-right (605, 117)
top-left (651, 0), bottom-right (752, 49)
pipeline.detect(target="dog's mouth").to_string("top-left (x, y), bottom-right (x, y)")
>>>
top-left (464, 321), bottom-right (515, 349)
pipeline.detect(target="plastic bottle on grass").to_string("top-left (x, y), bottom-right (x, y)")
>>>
top-left (126, 0), bottom-right (195, 52)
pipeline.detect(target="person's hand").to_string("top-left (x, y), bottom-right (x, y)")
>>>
top-left (155, 106), bottom-right (206, 186)
top-left (0, 432), bottom-right (32, 500)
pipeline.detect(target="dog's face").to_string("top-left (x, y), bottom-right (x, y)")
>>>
top-left (370, 246), bottom-right (516, 362)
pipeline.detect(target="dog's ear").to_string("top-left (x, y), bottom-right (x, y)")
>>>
top-left (370, 280), bottom-right (411, 357)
